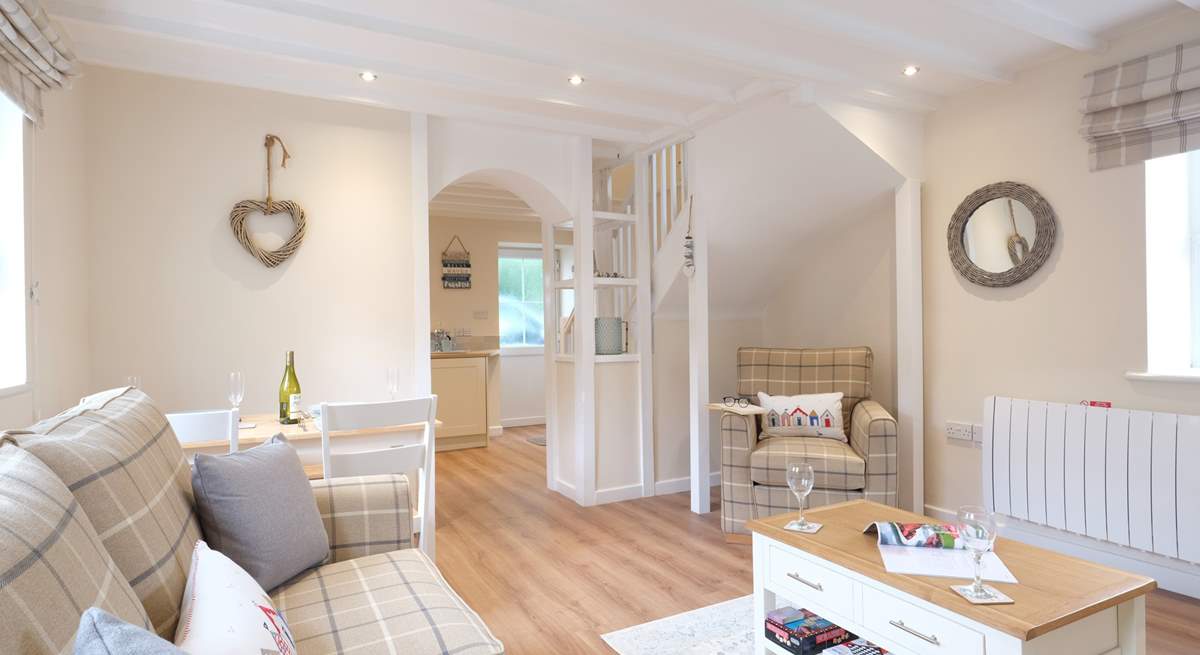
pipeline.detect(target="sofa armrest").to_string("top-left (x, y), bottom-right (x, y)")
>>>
top-left (720, 411), bottom-right (759, 534)
top-left (310, 473), bottom-right (414, 563)
top-left (849, 400), bottom-right (898, 507)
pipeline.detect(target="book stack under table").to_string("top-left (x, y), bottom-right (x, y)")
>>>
top-left (765, 606), bottom-right (888, 655)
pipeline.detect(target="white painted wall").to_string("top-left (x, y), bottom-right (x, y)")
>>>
top-left (762, 192), bottom-right (898, 415)
top-left (0, 80), bottom-right (92, 429)
top-left (921, 12), bottom-right (1200, 514)
top-left (84, 66), bottom-right (414, 413)
top-left (652, 316), bottom-right (762, 488)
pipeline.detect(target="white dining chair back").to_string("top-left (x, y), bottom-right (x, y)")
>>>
top-left (320, 396), bottom-right (437, 558)
top-left (166, 408), bottom-right (239, 454)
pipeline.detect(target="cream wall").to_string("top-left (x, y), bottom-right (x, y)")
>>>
top-left (652, 316), bottom-right (763, 488)
top-left (429, 216), bottom-right (541, 336)
top-left (762, 192), bottom-right (898, 415)
top-left (0, 80), bottom-right (92, 428)
top-left (428, 214), bottom-right (557, 426)
top-left (84, 66), bottom-right (413, 413)
top-left (922, 12), bottom-right (1200, 513)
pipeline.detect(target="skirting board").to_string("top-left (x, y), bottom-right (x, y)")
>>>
top-left (654, 472), bottom-right (721, 496)
top-left (926, 504), bottom-right (1200, 598)
top-left (500, 416), bottom-right (545, 428)
top-left (487, 425), bottom-right (502, 437)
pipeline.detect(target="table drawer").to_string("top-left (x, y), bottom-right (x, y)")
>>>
top-left (767, 543), bottom-right (854, 618)
top-left (859, 585), bottom-right (983, 655)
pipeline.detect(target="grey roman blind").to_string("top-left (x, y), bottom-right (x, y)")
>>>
top-left (0, 0), bottom-right (77, 124)
top-left (1080, 37), bottom-right (1200, 171)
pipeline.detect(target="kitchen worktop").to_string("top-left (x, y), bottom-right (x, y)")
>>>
top-left (430, 349), bottom-right (500, 359)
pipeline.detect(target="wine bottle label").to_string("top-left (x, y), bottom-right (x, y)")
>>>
top-left (288, 393), bottom-right (302, 420)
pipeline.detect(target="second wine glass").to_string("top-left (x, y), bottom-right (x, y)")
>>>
top-left (784, 461), bottom-right (816, 532)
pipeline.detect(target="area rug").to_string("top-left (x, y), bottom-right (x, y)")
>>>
top-left (601, 595), bottom-right (754, 655)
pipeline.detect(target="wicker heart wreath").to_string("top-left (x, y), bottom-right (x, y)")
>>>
top-left (230, 135), bottom-right (307, 268)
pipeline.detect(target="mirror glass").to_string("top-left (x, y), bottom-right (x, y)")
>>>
top-left (962, 197), bottom-right (1037, 273)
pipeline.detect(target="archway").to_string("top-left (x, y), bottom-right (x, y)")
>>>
top-left (425, 169), bottom-right (571, 491)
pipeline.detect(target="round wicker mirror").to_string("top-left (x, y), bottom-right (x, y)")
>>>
top-left (947, 181), bottom-right (1056, 287)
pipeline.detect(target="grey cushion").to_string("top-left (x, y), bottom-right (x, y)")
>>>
top-left (192, 434), bottom-right (329, 591)
top-left (74, 607), bottom-right (185, 655)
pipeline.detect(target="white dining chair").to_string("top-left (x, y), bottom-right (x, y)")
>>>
top-left (166, 408), bottom-right (239, 454)
top-left (320, 396), bottom-right (437, 558)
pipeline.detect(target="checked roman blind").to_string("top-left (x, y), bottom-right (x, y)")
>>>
top-left (1080, 37), bottom-right (1200, 171)
top-left (0, 0), bottom-right (77, 124)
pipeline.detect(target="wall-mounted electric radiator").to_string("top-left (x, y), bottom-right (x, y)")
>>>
top-left (983, 396), bottom-right (1200, 565)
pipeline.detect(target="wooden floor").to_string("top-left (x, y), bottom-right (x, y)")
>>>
top-left (434, 425), bottom-right (1200, 654)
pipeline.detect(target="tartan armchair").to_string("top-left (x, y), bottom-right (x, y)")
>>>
top-left (720, 346), bottom-right (898, 536)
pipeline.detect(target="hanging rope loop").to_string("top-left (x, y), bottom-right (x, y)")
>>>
top-left (263, 134), bottom-right (292, 208)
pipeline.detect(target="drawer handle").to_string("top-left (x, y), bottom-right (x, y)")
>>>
top-left (785, 572), bottom-right (823, 591)
top-left (889, 620), bottom-right (940, 646)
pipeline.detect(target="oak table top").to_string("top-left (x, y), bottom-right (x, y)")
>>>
top-left (177, 413), bottom-right (440, 452)
top-left (748, 499), bottom-right (1156, 641)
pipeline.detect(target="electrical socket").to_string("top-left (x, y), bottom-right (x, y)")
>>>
top-left (946, 421), bottom-right (975, 441)
top-left (972, 424), bottom-right (983, 443)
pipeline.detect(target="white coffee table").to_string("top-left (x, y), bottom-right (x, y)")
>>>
top-left (750, 500), bottom-right (1155, 655)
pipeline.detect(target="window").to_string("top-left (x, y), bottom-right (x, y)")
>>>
top-left (498, 247), bottom-right (544, 347)
top-left (1145, 149), bottom-right (1200, 373)
top-left (0, 94), bottom-right (26, 392)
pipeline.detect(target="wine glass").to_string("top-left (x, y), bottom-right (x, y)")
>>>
top-left (126, 375), bottom-right (141, 389)
top-left (784, 462), bottom-right (816, 532)
top-left (228, 372), bottom-right (245, 425)
top-left (957, 505), bottom-right (999, 600)
top-left (386, 367), bottom-right (401, 400)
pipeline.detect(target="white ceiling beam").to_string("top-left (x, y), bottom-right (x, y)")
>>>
top-left (1177, 0), bottom-right (1200, 9)
top-left (429, 201), bottom-right (537, 215)
top-left (432, 192), bottom-right (531, 207)
top-left (60, 19), bottom-right (651, 143)
top-left (942, 0), bottom-right (1106, 51)
top-left (223, 0), bottom-right (734, 104)
top-left (743, 0), bottom-right (1011, 83)
top-left (48, 0), bottom-right (686, 128)
top-left (488, 0), bottom-right (941, 111)
top-left (430, 211), bottom-right (540, 223)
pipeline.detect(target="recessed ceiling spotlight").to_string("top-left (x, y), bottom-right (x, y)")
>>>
top-left (568, 74), bottom-right (585, 86)
top-left (902, 65), bottom-right (920, 77)
top-left (359, 70), bottom-right (378, 82)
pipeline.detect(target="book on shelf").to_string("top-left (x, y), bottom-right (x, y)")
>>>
top-left (764, 607), bottom-right (855, 655)
top-left (821, 638), bottom-right (889, 655)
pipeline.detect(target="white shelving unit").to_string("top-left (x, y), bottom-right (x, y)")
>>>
top-left (545, 153), bottom-right (653, 506)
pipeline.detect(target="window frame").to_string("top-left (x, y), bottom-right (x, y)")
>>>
top-left (1134, 150), bottom-right (1200, 383)
top-left (0, 99), bottom-right (32, 399)
top-left (497, 243), bottom-right (546, 354)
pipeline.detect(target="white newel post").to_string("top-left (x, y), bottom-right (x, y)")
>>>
top-left (411, 113), bottom-right (431, 395)
top-left (689, 195), bottom-right (711, 514)
top-left (894, 179), bottom-right (924, 513)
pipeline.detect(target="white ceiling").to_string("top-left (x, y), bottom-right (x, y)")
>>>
top-left (430, 180), bottom-right (539, 223)
top-left (49, 0), bottom-right (1193, 145)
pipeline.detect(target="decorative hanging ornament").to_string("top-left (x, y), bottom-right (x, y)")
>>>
top-left (682, 195), bottom-right (696, 278)
top-left (229, 134), bottom-right (307, 268)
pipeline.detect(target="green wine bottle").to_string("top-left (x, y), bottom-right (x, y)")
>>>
top-left (278, 351), bottom-right (302, 425)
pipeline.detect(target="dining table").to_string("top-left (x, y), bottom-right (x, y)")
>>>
top-left (178, 412), bottom-right (441, 480)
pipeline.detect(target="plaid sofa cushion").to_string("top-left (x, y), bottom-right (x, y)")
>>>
top-left (13, 387), bottom-right (202, 638)
top-left (753, 484), bottom-right (863, 520)
top-left (0, 440), bottom-right (152, 654)
top-left (750, 436), bottom-right (866, 490)
top-left (273, 548), bottom-right (504, 655)
top-left (736, 347), bottom-right (872, 426)
top-left (310, 473), bottom-right (414, 564)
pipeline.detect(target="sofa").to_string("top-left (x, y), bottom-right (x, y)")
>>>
top-left (719, 346), bottom-right (899, 536)
top-left (0, 386), bottom-right (503, 654)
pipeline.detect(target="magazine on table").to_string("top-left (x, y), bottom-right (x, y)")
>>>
top-left (864, 522), bottom-right (1018, 583)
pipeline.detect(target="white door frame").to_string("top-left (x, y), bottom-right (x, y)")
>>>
top-left (895, 179), bottom-right (924, 513)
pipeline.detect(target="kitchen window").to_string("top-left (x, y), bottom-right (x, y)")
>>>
top-left (1142, 149), bottom-right (1200, 378)
top-left (498, 246), bottom-right (544, 348)
top-left (0, 93), bottom-right (27, 394)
